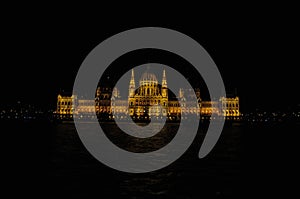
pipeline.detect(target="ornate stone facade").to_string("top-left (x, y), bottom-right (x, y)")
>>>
top-left (55, 69), bottom-right (240, 120)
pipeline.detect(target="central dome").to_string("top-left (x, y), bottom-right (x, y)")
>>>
top-left (139, 72), bottom-right (158, 86)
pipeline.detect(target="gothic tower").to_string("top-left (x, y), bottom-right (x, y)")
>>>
top-left (162, 69), bottom-right (167, 96)
top-left (161, 69), bottom-right (168, 109)
top-left (129, 69), bottom-right (135, 97)
top-left (128, 69), bottom-right (135, 115)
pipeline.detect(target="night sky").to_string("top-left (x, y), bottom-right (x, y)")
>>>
top-left (1, 8), bottom-right (299, 198)
top-left (3, 11), bottom-right (299, 112)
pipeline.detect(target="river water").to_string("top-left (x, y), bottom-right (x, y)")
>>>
top-left (48, 121), bottom-right (242, 198)
top-left (3, 119), bottom-right (299, 197)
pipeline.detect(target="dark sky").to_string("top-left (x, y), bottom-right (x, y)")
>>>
top-left (2, 10), bottom-right (299, 112)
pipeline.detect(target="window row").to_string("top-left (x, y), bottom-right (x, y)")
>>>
top-left (58, 101), bottom-right (72, 105)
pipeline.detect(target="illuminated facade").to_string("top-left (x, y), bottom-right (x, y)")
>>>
top-left (55, 69), bottom-right (240, 120)
top-left (56, 94), bottom-right (76, 115)
top-left (128, 69), bottom-right (168, 118)
top-left (201, 97), bottom-right (240, 117)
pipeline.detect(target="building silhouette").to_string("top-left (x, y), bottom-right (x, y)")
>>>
top-left (55, 69), bottom-right (240, 120)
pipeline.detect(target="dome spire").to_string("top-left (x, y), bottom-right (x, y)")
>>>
top-left (139, 68), bottom-right (158, 86)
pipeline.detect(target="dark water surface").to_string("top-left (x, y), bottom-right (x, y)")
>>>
top-left (4, 120), bottom-right (299, 198)
top-left (49, 122), bottom-right (242, 198)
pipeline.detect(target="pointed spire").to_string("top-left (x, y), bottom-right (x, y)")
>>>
top-left (179, 88), bottom-right (184, 98)
top-left (130, 69), bottom-right (135, 88)
top-left (129, 69), bottom-right (136, 97)
top-left (162, 69), bottom-right (167, 88)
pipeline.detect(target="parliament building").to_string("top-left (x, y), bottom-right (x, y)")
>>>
top-left (55, 69), bottom-right (240, 120)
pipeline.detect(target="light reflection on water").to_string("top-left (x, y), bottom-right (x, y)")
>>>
top-left (101, 122), bottom-right (180, 153)
top-left (50, 122), bottom-right (241, 198)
